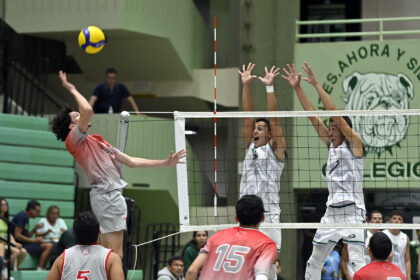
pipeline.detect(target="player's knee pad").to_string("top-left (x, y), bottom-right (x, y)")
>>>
top-left (347, 244), bottom-right (366, 274)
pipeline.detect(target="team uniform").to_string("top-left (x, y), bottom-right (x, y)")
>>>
top-left (240, 142), bottom-right (284, 250)
top-left (66, 125), bottom-right (127, 233)
top-left (198, 227), bottom-right (277, 280)
top-left (61, 244), bottom-right (112, 280)
top-left (383, 229), bottom-right (409, 277)
top-left (353, 261), bottom-right (406, 280)
top-left (313, 142), bottom-right (366, 246)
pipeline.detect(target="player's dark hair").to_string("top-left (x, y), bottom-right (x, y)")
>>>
top-left (236, 195), bottom-right (264, 226)
top-left (51, 105), bottom-right (73, 142)
top-left (105, 67), bottom-right (117, 75)
top-left (369, 232), bottom-right (392, 260)
top-left (73, 212), bottom-right (100, 245)
top-left (255, 118), bottom-right (271, 131)
top-left (26, 200), bottom-right (40, 211)
top-left (329, 116), bottom-right (353, 129)
top-left (0, 198), bottom-right (9, 219)
top-left (367, 210), bottom-right (382, 221)
top-left (390, 209), bottom-right (404, 220)
top-left (168, 255), bottom-right (183, 266)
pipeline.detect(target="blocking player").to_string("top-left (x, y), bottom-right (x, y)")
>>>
top-left (282, 62), bottom-right (366, 279)
top-left (51, 71), bottom-right (186, 258)
top-left (383, 210), bottom-right (411, 280)
top-left (46, 212), bottom-right (124, 280)
top-left (238, 63), bottom-right (286, 252)
top-left (185, 195), bottom-right (277, 280)
top-left (354, 232), bottom-right (406, 280)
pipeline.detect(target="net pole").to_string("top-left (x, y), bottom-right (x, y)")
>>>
top-left (213, 16), bottom-right (218, 217)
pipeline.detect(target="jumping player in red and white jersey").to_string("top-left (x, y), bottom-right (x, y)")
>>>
top-left (185, 195), bottom-right (277, 280)
top-left (354, 232), bottom-right (406, 280)
top-left (51, 71), bottom-right (186, 259)
top-left (47, 212), bottom-right (124, 280)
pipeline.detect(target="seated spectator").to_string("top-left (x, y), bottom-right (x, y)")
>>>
top-left (354, 232), bottom-right (406, 280)
top-left (0, 198), bottom-right (27, 271)
top-left (181, 231), bottom-right (208, 275)
top-left (276, 259), bottom-right (285, 280)
top-left (157, 256), bottom-right (184, 280)
top-left (49, 229), bottom-right (76, 266)
top-left (36, 206), bottom-right (67, 243)
top-left (11, 200), bottom-right (53, 270)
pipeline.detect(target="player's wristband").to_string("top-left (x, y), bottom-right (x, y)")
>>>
top-left (265, 85), bottom-right (274, 93)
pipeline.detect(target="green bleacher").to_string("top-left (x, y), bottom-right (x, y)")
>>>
top-left (0, 113), bottom-right (75, 271)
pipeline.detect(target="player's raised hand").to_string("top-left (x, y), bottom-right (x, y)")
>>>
top-left (281, 64), bottom-right (301, 89)
top-left (258, 66), bottom-right (280, 86)
top-left (165, 149), bottom-right (187, 166)
top-left (302, 61), bottom-right (318, 85)
top-left (58, 70), bottom-right (76, 92)
top-left (238, 63), bottom-right (257, 85)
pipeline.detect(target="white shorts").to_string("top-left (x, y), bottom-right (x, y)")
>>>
top-left (90, 189), bottom-right (127, 234)
top-left (260, 212), bottom-right (281, 251)
top-left (313, 203), bottom-right (366, 246)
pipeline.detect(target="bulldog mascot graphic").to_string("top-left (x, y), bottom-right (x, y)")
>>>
top-left (343, 72), bottom-right (414, 153)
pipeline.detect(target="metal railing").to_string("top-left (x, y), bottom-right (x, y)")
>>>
top-left (296, 16), bottom-right (420, 42)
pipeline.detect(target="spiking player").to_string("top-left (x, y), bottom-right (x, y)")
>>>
top-left (282, 62), bottom-right (366, 279)
top-left (51, 71), bottom-right (186, 259)
top-left (238, 63), bottom-right (286, 253)
top-left (185, 195), bottom-right (277, 280)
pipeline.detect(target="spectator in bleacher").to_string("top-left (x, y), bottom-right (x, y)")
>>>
top-left (11, 200), bottom-right (54, 270)
top-left (181, 231), bottom-right (208, 275)
top-left (36, 205), bottom-right (67, 243)
top-left (49, 228), bottom-right (76, 267)
top-left (0, 198), bottom-right (27, 270)
top-left (157, 256), bottom-right (185, 280)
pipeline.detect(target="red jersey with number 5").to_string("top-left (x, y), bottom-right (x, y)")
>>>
top-left (353, 261), bottom-right (406, 280)
top-left (199, 227), bottom-right (277, 280)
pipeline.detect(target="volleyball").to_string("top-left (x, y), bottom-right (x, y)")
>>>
top-left (78, 26), bottom-right (106, 54)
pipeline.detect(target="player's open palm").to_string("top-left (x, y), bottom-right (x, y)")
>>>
top-left (166, 149), bottom-right (187, 166)
top-left (238, 63), bottom-right (257, 85)
top-left (258, 66), bottom-right (280, 86)
top-left (281, 64), bottom-right (301, 89)
top-left (302, 61), bottom-right (318, 85)
top-left (58, 70), bottom-right (76, 92)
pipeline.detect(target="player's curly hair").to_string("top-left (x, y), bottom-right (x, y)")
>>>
top-left (51, 105), bottom-right (73, 142)
top-left (74, 212), bottom-right (100, 245)
top-left (236, 195), bottom-right (264, 226)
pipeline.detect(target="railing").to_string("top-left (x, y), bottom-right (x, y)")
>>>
top-left (296, 16), bottom-right (420, 42)
top-left (0, 58), bottom-right (60, 116)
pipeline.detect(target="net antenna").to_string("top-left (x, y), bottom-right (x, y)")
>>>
top-left (213, 16), bottom-right (218, 217)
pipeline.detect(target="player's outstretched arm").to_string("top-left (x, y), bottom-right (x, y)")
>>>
top-left (281, 64), bottom-right (329, 146)
top-left (59, 71), bottom-right (93, 133)
top-left (302, 62), bottom-right (363, 155)
top-left (115, 149), bottom-right (186, 168)
top-left (46, 254), bottom-right (63, 280)
top-left (186, 253), bottom-right (207, 280)
top-left (107, 252), bottom-right (124, 280)
top-left (239, 63), bottom-right (257, 148)
top-left (258, 66), bottom-right (286, 161)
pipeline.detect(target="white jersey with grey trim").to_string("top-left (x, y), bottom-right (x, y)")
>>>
top-left (61, 244), bottom-right (111, 280)
top-left (383, 229), bottom-right (408, 277)
top-left (326, 142), bottom-right (365, 210)
top-left (240, 142), bottom-right (284, 219)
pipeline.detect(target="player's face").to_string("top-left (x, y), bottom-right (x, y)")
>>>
top-left (328, 120), bottom-right (345, 147)
top-left (168, 260), bottom-right (184, 277)
top-left (369, 213), bottom-right (383, 223)
top-left (389, 214), bottom-right (403, 224)
top-left (253, 121), bottom-right (270, 147)
top-left (194, 231), bottom-right (208, 248)
top-left (106, 73), bottom-right (117, 87)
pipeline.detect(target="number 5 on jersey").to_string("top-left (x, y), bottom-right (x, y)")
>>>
top-left (214, 244), bottom-right (250, 273)
top-left (77, 270), bottom-right (91, 280)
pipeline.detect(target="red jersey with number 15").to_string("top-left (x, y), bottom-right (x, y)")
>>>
top-left (199, 227), bottom-right (277, 280)
top-left (353, 261), bottom-right (406, 280)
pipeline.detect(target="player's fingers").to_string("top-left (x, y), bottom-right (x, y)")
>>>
top-left (264, 66), bottom-right (268, 74)
top-left (281, 75), bottom-right (288, 80)
top-left (287, 64), bottom-right (293, 73)
top-left (250, 63), bottom-right (255, 71)
top-left (247, 62), bottom-right (252, 70)
top-left (292, 64), bottom-right (296, 72)
top-left (270, 65), bottom-right (275, 73)
top-left (283, 68), bottom-right (290, 75)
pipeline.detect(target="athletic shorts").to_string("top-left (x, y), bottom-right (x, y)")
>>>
top-left (260, 211), bottom-right (281, 252)
top-left (90, 189), bottom-right (127, 234)
top-left (23, 242), bottom-right (41, 256)
top-left (313, 203), bottom-right (366, 246)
